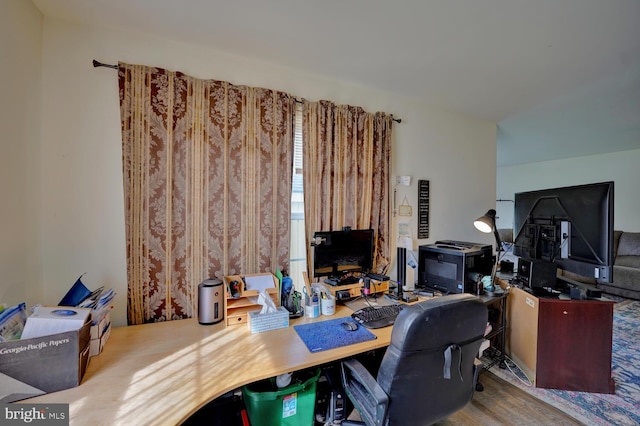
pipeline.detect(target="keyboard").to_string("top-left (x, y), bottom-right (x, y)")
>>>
top-left (351, 304), bottom-right (405, 329)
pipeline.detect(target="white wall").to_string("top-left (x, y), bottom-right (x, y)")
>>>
top-left (496, 149), bottom-right (640, 232)
top-left (0, 1), bottom-right (43, 306)
top-left (32, 18), bottom-right (497, 326)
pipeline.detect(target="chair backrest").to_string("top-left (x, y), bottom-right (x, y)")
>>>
top-left (376, 294), bottom-right (488, 425)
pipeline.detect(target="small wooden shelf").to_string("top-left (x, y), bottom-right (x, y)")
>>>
top-left (324, 279), bottom-right (389, 299)
top-left (224, 274), bottom-right (279, 326)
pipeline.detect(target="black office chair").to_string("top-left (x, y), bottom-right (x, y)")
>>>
top-left (340, 294), bottom-right (488, 426)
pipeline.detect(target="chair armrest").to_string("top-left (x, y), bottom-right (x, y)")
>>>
top-left (341, 358), bottom-right (389, 426)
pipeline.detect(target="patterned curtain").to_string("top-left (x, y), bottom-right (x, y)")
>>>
top-left (302, 100), bottom-right (393, 277)
top-left (119, 63), bottom-right (295, 324)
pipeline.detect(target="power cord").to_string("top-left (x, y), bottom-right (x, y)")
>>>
top-left (488, 352), bottom-right (534, 387)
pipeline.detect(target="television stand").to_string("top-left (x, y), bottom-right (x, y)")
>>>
top-left (505, 285), bottom-right (615, 393)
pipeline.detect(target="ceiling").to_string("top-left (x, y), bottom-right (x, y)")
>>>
top-left (32, 0), bottom-right (640, 167)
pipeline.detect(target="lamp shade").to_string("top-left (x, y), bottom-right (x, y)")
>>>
top-left (473, 209), bottom-right (502, 252)
top-left (474, 209), bottom-right (497, 234)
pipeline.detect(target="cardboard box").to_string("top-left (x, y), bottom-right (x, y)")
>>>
top-left (90, 323), bottom-right (111, 357)
top-left (90, 311), bottom-right (111, 356)
top-left (248, 307), bottom-right (289, 334)
top-left (0, 320), bottom-right (91, 403)
top-left (90, 310), bottom-right (110, 340)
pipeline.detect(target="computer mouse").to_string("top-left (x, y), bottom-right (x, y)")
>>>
top-left (341, 321), bottom-right (358, 331)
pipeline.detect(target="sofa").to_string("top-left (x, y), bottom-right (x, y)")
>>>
top-left (499, 229), bottom-right (640, 300)
top-left (595, 230), bottom-right (640, 300)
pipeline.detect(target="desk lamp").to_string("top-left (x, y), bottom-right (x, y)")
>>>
top-left (474, 209), bottom-right (504, 295)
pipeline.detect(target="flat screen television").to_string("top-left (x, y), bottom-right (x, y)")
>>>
top-left (312, 228), bottom-right (374, 278)
top-left (513, 181), bottom-right (614, 283)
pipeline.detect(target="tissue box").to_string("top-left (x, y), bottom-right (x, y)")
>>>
top-left (248, 307), bottom-right (289, 334)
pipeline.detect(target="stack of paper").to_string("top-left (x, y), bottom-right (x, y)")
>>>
top-left (21, 306), bottom-right (92, 339)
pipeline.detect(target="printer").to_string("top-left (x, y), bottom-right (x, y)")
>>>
top-left (417, 240), bottom-right (493, 294)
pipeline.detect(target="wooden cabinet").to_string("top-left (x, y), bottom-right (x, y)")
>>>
top-left (506, 286), bottom-right (615, 393)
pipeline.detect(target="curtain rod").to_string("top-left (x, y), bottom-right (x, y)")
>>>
top-left (92, 59), bottom-right (401, 123)
top-left (93, 59), bottom-right (118, 69)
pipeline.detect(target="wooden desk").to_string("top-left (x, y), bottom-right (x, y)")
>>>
top-left (25, 306), bottom-right (392, 425)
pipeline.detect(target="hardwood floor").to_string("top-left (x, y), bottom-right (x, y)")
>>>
top-left (436, 372), bottom-right (582, 425)
top-left (345, 349), bottom-right (583, 425)
top-left (343, 370), bottom-right (582, 425)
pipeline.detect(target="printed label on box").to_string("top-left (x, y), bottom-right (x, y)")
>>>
top-left (282, 392), bottom-right (297, 418)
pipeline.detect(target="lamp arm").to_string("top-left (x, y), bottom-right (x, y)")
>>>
top-left (493, 228), bottom-right (503, 252)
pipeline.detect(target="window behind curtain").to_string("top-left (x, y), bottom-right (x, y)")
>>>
top-left (289, 103), bottom-right (307, 291)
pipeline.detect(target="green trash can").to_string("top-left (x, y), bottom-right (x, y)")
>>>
top-left (242, 368), bottom-right (321, 426)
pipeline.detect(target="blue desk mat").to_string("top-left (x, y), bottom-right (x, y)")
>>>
top-left (293, 317), bottom-right (377, 353)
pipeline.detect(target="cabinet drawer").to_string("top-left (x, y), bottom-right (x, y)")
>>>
top-left (227, 311), bottom-right (248, 326)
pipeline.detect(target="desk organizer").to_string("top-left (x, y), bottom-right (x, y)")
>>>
top-left (224, 273), bottom-right (280, 327)
top-left (248, 307), bottom-right (289, 334)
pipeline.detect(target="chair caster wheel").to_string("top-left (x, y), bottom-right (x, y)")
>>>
top-left (476, 382), bottom-right (484, 392)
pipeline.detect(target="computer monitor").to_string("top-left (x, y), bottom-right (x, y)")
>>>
top-left (312, 228), bottom-right (374, 278)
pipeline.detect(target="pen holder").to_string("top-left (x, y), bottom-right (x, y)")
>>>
top-left (304, 293), bottom-right (321, 319)
top-left (320, 295), bottom-right (335, 316)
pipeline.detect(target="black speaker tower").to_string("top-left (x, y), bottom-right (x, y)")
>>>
top-left (397, 247), bottom-right (406, 300)
top-left (393, 247), bottom-right (417, 302)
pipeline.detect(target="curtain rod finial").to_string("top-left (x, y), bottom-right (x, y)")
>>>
top-left (92, 59), bottom-right (118, 69)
